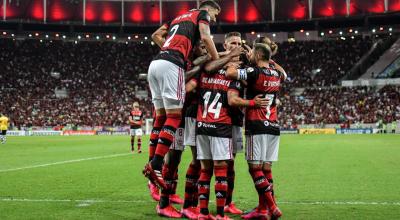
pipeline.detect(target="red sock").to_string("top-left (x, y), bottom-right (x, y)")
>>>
top-left (137, 137), bottom-right (142, 151)
top-left (152, 113), bottom-right (182, 170)
top-left (214, 165), bottom-right (228, 216)
top-left (249, 167), bottom-right (276, 211)
top-left (171, 169), bottom-right (178, 195)
top-left (183, 163), bottom-right (201, 208)
top-left (148, 115), bottom-right (166, 161)
top-left (263, 168), bottom-right (275, 200)
top-left (159, 163), bottom-right (177, 208)
top-left (226, 161), bottom-right (235, 205)
top-left (198, 169), bottom-right (213, 215)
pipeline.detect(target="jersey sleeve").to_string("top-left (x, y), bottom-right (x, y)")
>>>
top-left (228, 80), bottom-right (242, 94)
top-left (198, 10), bottom-right (211, 25)
top-left (237, 67), bottom-right (258, 84)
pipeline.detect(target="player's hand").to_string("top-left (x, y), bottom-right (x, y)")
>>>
top-left (243, 44), bottom-right (253, 60)
top-left (229, 46), bottom-right (244, 58)
top-left (253, 94), bottom-right (269, 108)
top-left (225, 61), bottom-right (242, 69)
top-left (218, 51), bottom-right (230, 57)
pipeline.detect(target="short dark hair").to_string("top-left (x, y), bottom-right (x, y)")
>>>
top-left (254, 43), bottom-right (271, 61)
top-left (199, 0), bottom-right (221, 11)
top-left (224, 32), bottom-right (241, 40)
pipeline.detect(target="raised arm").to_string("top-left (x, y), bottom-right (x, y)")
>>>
top-left (204, 47), bottom-right (243, 74)
top-left (199, 23), bottom-right (219, 60)
top-left (151, 24), bottom-right (169, 48)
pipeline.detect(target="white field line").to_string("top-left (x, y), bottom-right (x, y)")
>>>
top-left (0, 198), bottom-right (399, 206)
top-left (0, 153), bottom-right (132, 173)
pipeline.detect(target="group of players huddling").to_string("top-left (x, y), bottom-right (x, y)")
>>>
top-left (139, 1), bottom-right (287, 219)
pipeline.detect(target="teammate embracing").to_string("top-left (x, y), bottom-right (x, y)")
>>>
top-left (226, 43), bottom-right (286, 219)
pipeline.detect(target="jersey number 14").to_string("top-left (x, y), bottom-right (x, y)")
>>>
top-left (202, 91), bottom-right (222, 119)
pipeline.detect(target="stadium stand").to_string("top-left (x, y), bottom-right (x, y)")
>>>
top-left (0, 37), bottom-right (399, 128)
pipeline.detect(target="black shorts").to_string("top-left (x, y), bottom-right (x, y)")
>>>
top-left (1, 130), bottom-right (6, 135)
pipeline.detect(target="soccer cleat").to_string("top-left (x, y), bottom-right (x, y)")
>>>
top-left (143, 163), bottom-right (167, 190)
top-left (181, 207), bottom-right (199, 220)
top-left (270, 207), bottom-right (282, 219)
top-left (241, 208), bottom-right (270, 220)
top-left (147, 181), bottom-right (160, 201)
top-left (138, 150), bottom-right (142, 153)
top-left (156, 204), bottom-right (182, 218)
top-left (198, 213), bottom-right (216, 220)
top-left (170, 194), bottom-right (184, 204)
top-left (216, 215), bottom-right (233, 220)
top-left (224, 202), bottom-right (243, 215)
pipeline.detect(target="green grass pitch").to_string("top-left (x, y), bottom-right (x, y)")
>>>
top-left (0, 134), bottom-right (399, 220)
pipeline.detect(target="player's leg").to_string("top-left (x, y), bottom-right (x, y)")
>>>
top-left (143, 60), bottom-right (169, 189)
top-left (136, 128), bottom-right (143, 153)
top-left (157, 149), bottom-right (183, 217)
top-left (159, 127), bottom-right (185, 210)
top-left (196, 135), bottom-right (215, 219)
top-left (212, 136), bottom-right (234, 219)
top-left (182, 117), bottom-right (201, 212)
top-left (242, 135), bottom-right (280, 219)
top-left (263, 134), bottom-right (281, 213)
top-left (145, 60), bottom-right (185, 190)
top-left (182, 145), bottom-right (201, 219)
top-left (130, 131), bottom-right (135, 151)
top-left (224, 126), bottom-right (243, 215)
top-left (0, 131), bottom-right (4, 144)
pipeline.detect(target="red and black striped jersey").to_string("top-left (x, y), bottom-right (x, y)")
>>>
top-left (196, 70), bottom-right (233, 138)
top-left (238, 65), bottom-right (285, 135)
top-left (155, 9), bottom-right (210, 68)
top-left (130, 110), bottom-right (143, 129)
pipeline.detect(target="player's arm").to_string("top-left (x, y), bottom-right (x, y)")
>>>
top-left (273, 62), bottom-right (288, 81)
top-left (151, 23), bottom-right (169, 48)
top-left (204, 47), bottom-right (244, 74)
top-left (228, 90), bottom-right (268, 108)
top-left (185, 55), bottom-right (210, 81)
top-left (199, 23), bottom-right (219, 60)
top-left (128, 115), bottom-right (135, 124)
top-left (186, 78), bottom-right (198, 93)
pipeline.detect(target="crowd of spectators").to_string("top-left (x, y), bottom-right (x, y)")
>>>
top-left (0, 37), bottom-right (397, 128)
top-left (280, 85), bottom-right (400, 128)
top-left (273, 37), bottom-right (373, 87)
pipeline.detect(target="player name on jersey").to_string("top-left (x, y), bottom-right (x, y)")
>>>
top-left (243, 65), bottom-right (285, 136)
top-left (196, 70), bottom-right (234, 138)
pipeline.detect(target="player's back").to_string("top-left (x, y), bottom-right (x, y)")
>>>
top-left (196, 70), bottom-right (232, 138)
top-left (160, 9), bottom-right (210, 63)
top-left (244, 66), bottom-right (285, 135)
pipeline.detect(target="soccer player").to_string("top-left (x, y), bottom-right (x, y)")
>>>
top-left (0, 113), bottom-right (9, 144)
top-left (226, 43), bottom-right (286, 219)
top-left (221, 32), bottom-right (246, 215)
top-left (129, 102), bottom-right (144, 153)
top-left (252, 36), bottom-right (286, 203)
top-left (185, 47), bottom-right (265, 220)
top-left (144, 0), bottom-right (221, 191)
top-left (156, 42), bottom-right (210, 218)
